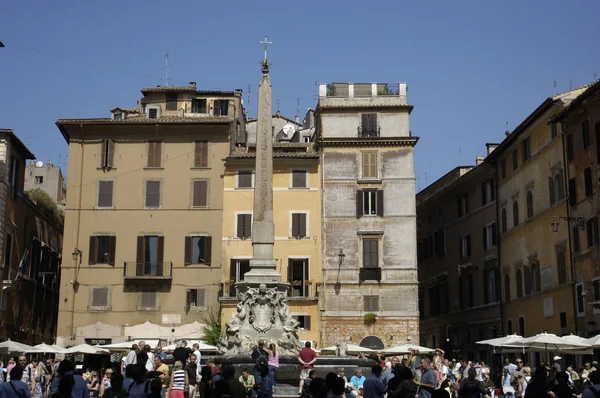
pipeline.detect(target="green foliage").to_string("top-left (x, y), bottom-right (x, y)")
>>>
top-left (378, 85), bottom-right (398, 96)
top-left (326, 83), bottom-right (337, 96)
top-left (364, 312), bottom-right (377, 326)
top-left (25, 188), bottom-right (64, 226)
top-left (202, 312), bottom-right (222, 346)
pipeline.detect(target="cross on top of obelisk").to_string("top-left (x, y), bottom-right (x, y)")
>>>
top-left (258, 35), bottom-right (273, 73)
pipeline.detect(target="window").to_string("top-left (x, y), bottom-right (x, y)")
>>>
top-left (291, 213), bottom-right (307, 238)
top-left (147, 141), bottom-right (162, 168)
top-left (513, 200), bottom-right (519, 227)
top-left (501, 208), bottom-right (507, 233)
top-left (4, 232), bottom-right (12, 268)
top-left (483, 223), bottom-right (497, 249)
top-left (360, 114), bottom-right (378, 137)
top-left (556, 244), bottom-right (567, 285)
top-left (434, 229), bottom-right (445, 257)
top-left (362, 152), bottom-right (378, 178)
top-left (138, 291), bottom-right (159, 310)
top-left (549, 169), bottom-right (565, 205)
top-left (551, 123), bottom-right (558, 139)
top-left (136, 236), bottom-right (165, 276)
top-left (100, 139), bottom-right (116, 169)
top-left (576, 283), bottom-right (585, 317)
top-left (34, 176), bottom-right (43, 184)
top-left (194, 141), bottom-right (208, 168)
top-left (524, 266), bottom-right (532, 296)
top-left (191, 99), bottom-right (207, 113)
top-left (187, 288), bottom-right (205, 308)
top-left (166, 93), bottom-right (177, 110)
top-left (422, 235), bottom-right (434, 260)
top-left (587, 217), bottom-right (599, 248)
top-left (236, 214), bottom-right (252, 239)
top-left (460, 235), bottom-right (471, 259)
top-left (526, 191), bottom-right (534, 219)
top-left (114, 112), bottom-right (122, 121)
top-left (507, 320), bottom-right (513, 335)
top-left (484, 261), bottom-right (500, 304)
top-left (97, 181), bottom-right (114, 208)
top-left (363, 295), bottom-right (379, 312)
top-left (457, 194), bottom-right (469, 217)
top-left (512, 149), bottom-right (518, 170)
top-left (522, 137), bottom-right (531, 162)
top-left (569, 178), bottom-right (577, 206)
top-left (531, 261), bottom-right (540, 294)
top-left (481, 179), bottom-right (495, 206)
top-left (501, 159), bottom-right (506, 179)
top-left (504, 274), bottom-right (511, 301)
top-left (459, 273), bottom-right (474, 308)
top-left (90, 287), bottom-right (110, 310)
top-left (518, 317), bottom-right (525, 337)
top-left (357, 190), bottom-right (383, 217)
top-left (10, 157), bottom-right (19, 199)
top-left (184, 236), bottom-right (212, 265)
top-left (229, 259), bottom-right (250, 296)
top-left (594, 280), bottom-right (600, 302)
top-left (573, 227), bottom-right (580, 253)
top-left (585, 168), bottom-right (593, 197)
top-left (145, 180), bottom-right (161, 208)
top-left (237, 170), bottom-right (253, 188)
top-left (292, 315), bottom-right (311, 330)
top-left (288, 258), bottom-right (309, 297)
top-left (192, 180), bottom-right (208, 208)
top-left (292, 170), bottom-right (307, 188)
top-left (148, 108), bottom-right (158, 119)
top-left (583, 120), bottom-right (590, 148)
top-left (88, 236), bottom-right (116, 265)
top-left (596, 121), bottom-right (600, 164)
top-left (361, 239), bottom-right (380, 281)
top-left (516, 269), bottom-right (523, 298)
top-left (213, 100), bottom-right (229, 116)
top-left (560, 312), bottom-right (567, 329)
top-left (566, 134), bottom-right (574, 161)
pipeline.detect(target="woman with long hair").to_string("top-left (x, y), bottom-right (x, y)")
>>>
top-left (168, 361), bottom-right (189, 398)
top-left (263, 343), bottom-right (280, 389)
top-left (28, 359), bottom-right (44, 398)
top-left (100, 369), bottom-right (113, 398)
top-left (88, 371), bottom-right (99, 398)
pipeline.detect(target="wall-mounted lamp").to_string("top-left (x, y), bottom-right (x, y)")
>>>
top-left (551, 216), bottom-right (585, 233)
top-left (338, 249), bottom-right (345, 266)
top-left (72, 248), bottom-right (82, 262)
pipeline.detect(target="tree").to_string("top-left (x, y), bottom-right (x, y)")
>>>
top-left (25, 188), bottom-right (64, 226)
top-left (202, 312), bottom-right (222, 346)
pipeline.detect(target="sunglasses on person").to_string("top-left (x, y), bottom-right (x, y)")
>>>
top-left (516, 361), bottom-right (523, 364)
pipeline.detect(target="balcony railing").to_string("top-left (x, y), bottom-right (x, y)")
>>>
top-left (123, 262), bottom-right (172, 279)
top-left (360, 268), bottom-right (381, 282)
top-left (358, 126), bottom-right (381, 138)
top-left (321, 83), bottom-right (406, 98)
top-left (219, 280), bottom-right (318, 299)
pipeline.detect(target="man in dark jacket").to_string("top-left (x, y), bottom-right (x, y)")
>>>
top-left (212, 365), bottom-right (246, 398)
top-left (458, 368), bottom-right (486, 398)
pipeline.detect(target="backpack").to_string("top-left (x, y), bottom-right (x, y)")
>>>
top-left (253, 348), bottom-right (268, 372)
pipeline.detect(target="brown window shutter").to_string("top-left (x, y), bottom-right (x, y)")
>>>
top-left (197, 289), bottom-right (205, 307)
top-left (291, 214), bottom-right (299, 237)
top-left (193, 180), bottom-right (208, 207)
top-left (293, 171), bottom-right (306, 188)
top-left (237, 215), bottom-right (244, 238)
top-left (146, 181), bottom-right (160, 207)
top-left (100, 140), bottom-right (107, 168)
top-left (363, 240), bottom-right (370, 268)
top-left (108, 236), bottom-right (116, 266)
top-left (361, 114), bottom-right (369, 129)
top-left (372, 241), bottom-right (379, 268)
top-left (229, 259), bottom-right (236, 296)
top-left (356, 190), bottom-right (363, 217)
top-left (184, 237), bottom-right (192, 265)
top-left (483, 226), bottom-right (487, 249)
top-left (108, 140), bottom-right (115, 168)
top-left (376, 190), bottom-right (384, 217)
top-left (370, 114), bottom-right (377, 128)
top-left (136, 236), bottom-right (144, 275)
top-left (201, 142), bottom-right (208, 167)
top-left (548, 177), bottom-right (555, 205)
top-left (362, 153), bottom-right (370, 177)
top-left (288, 259), bottom-right (293, 283)
top-left (148, 142), bottom-right (155, 167)
top-left (155, 142), bottom-right (162, 167)
top-left (194, 142), bottom-right (202, 168)
top-left (305, 316), bottom-right (311, 331)
top-left (88, 236), bottom-right (97, 265)
top-left (244, 215), bottom-right (252, 238)
top-left (299, 214), bottom-right (306, 237)
top-left (204, 236), bottom-right (212, 265)
top-left (157, 236), bottom-right (165, 265)
top-left (369, 153), bottom-right (377, 178)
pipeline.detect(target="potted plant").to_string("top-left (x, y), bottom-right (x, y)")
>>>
top-left (326, 83), bottom-right (337, 97)
top-left (364, 312), bottom-right (377, 326)
top-left (293, 280), bottom-right (303, 286)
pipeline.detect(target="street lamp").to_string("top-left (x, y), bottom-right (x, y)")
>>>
top-left (338, 249), bottom-right (345, 266)
top-left (551, 216), bottom-right (585, 232)
top-left (72, 248), bottom-right (82, 262)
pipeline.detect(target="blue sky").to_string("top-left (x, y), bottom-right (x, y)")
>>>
top-left (1, 0), bottom-right (598, 189)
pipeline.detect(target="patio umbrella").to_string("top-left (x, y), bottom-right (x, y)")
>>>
top-left (560, 335), bottom-right (594, 355)
top-left (51, 344), bottom-right (66, 352)
top-left (320, 344), bottom-right (374, 355)
top-left (382, 344), bottom-right (435, 355)
top-left (99, 342), bottom-right (137, 351)
top-left (584, 335), bottom-right (600, 348)
top-left (62, 344), bottom-right (110, 355)
top-left (503, 332), bottom-right (592, 361)
top-left (27, 343), bottom-right (62, 354)
top-left (475, 334), bottom-right (525, 353)
top-left (163, 341), bottom-right (218, 352)
top-left (0, 339), bottom-right (34, 354)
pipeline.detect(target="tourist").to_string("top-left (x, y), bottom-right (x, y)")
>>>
top-left (126, 365), bottom-right (151, 398)
top-left (388, 365), bottom-right (417, 398)
top-left (524, 366), bottom-right (549, 398)
top-left (568, 366), bottom-right (581, 394)
top-left (124, 345), bottom-right (139, 371)
top-left (167, 361), bottom-right (188, 398)
top-left (87, 371), bottom-right (99, 398)
top-left (239, 368), bottom-right (255, 398)
top-left (349, 369), bottom-right (365, 397)
top-left (52, 375), bottom-right (75, 398)
top-left (154, 347), bottom-right (167, 362)
top-left (154, 355), bottom-right (170, 397)
top-left (27, 359), bottom-right (44, 398)
top-left (582, 371), bottom-right (600, 398)
top-left (101, 373), bottom-right (126, 398)
top-left (0, 366), bottom-right (31, 398)
top-left (192, 343), bottom-right (202, 368)
top-left (409, 350), bottom-right (421, 382)
top-left (213, 364), bottom-right (246, 398)
top-left (173, 341), bottom-right (189, 365)
top-left (301, 370), bottom-right (317, 398)
top-left (329, 376), bottom-right (346, 398)
top-left (298, 342), bottom-right (317, 395)
top-left (309, 378), bottom-right (328, 398)
top-left (185, 354), bottom-right (198, 398)
top-left (553, 357), bottom-right (562, 375)
top-left (458, 368), bottom-right (485, 398)
top-left (550, 371), bottom-right (572, 398)
top-left (364, 365), bottom-right (386, 398)
top-left (149, 379), bottom-right (163, 398)
top-left (262, 343), bottom-right (279, 389)
top-left (198, 366), bottom-right (213, 398)
top-left (99, 369), bottom-right (113, 398)
top-left (382, 357), bottom-right (400, 387)
top-left (122, 366), bottom-right (134, 392)
top-left (415, 358), bottom-right (436, 398)
top-left (50, 360), bottom-right (90, 398)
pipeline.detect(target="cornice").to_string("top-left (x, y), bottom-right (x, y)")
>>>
top-left (321, 136), bottom-right (419, 148)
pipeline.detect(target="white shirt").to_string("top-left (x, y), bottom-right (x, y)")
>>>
top-left (145, 352), bottom-right (153, 372)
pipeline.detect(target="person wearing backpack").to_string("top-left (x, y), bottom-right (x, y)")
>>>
top-left (0, 366), bottom-right (32, 398)
top-left (127, 365), bottom-right (152, 398)
top-left (458, 369), bottom-right (486, 398)
top-left (251, 341), bottom-right (269, 397)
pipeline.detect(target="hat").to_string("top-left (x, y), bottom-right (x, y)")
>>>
top-left (553, 356), bottom-right (562, 361)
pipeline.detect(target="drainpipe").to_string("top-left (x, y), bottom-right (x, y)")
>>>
top-left (493, 163), bottom-right (505, 337)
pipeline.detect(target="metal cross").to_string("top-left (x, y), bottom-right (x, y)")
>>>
top-left (258, 35), bottom-right (273, 63)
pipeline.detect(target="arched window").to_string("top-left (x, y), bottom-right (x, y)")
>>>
top-left (527, 191), bottom-right (534, 219)
top-left (507, 320), bottom-right (513, 335)
top-left (557, 246), bottom-right (567, 285)
top-left (518, 317), bottom-right (526, 337)
top-left (524, 266), bottom-right (532, 296)
top-left (432, 335), bottom-right (437, 348)
top-left (513, 201), bottom-right (519, 227)
top-left (504, 273), bottom-right (511, 302)
top-left (516, 269), bottom-right (523, 298)
top-left (501, 208), bottom-right (508, 233)
top-left (531, 262), bottom-right (540, 293)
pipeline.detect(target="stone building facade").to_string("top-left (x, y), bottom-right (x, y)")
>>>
top-left (24, 160), bottom-right (65, 206)
top-left (417, 149), bottom-right (501, 362)
top-left (551, 80), bottom-right (600, 337)
top-left (317, 82), bottom-right (419, 349)
top-left (55, 83), bottom-right (244, 346)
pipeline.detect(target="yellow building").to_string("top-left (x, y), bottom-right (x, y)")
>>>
top-left (219, 126), bottom-right (322, 347)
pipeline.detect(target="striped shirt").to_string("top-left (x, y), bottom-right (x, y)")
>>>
top-left (172, 370), bottom-right (186, 390)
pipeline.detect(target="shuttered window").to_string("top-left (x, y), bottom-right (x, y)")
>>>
top-left (292, 170), bottom-right (307, 188)
top-left (357, 190), bottom-right (384, 217)
top-left (147, 141), bottom-right (162, 168)
top-left (97, 181), bottom-right (114, 208)
top-left (194, 141), bottom-right (209, 168)
top-left (363, 295), bottom-right (379, 312)
top-left (192, 180), bottom-right (208, 207)
top-left (187, 288), bottom-right (205, 308)
top-left (138, 291), bottom-right (158, 310)
top-left (363, 239), bottom-right (379, 269)
top-left (88, 236), bottom-right (116, 265)
top-left (136, 236), bottom-right (165, 276)
top-left (291, 213), bottom-right (307, 238)
top-left (166, 93), bottom-right (178, 111)
top-left (360, 114), bottom-right (378, 137)
top-left (90, 287), bottom-right (109, 308)
top-left (362, 152), bottom-right (377, 178)
top-left (145, 181), bottom-right (161, 208)
top-left (238, 171), bottom-right (253, 188)
top-left (192, 99), bottom-right (207, 113)
top-left (214, 100), bottom-right (229, 116)
top-left (292, 315), bottom-right (311, 330)
top-left (184, 236), bottom-right (212, 265)
top-left (237, 214), bottom-right (252, 239)
top-left (100, 139), bottom-right (116, 169)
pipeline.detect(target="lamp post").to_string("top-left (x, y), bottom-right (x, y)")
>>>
top-left (551, 216), bottom-right (585, 232)
top-left (338, 249), bottom-right (345, 266)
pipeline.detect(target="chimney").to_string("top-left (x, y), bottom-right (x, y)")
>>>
top-left (476, 156), bottom-right (484, 166)
top-left (295, 115), bottom-right (300, 124)
top-left (486, 143), bottom-right (499, 156)
top-left (46, 160), bottom-right (53, 167)
top-left (189, 82), bottom-right (196, 89)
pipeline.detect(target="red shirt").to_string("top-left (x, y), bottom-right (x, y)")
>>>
top-left (299, 348), bottom-right (317, 369)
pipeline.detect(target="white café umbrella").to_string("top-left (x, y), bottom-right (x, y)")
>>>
top-left (51, 344), bottom-right (66, 352)
top-left (0, 339), bottom-right (34, 354)
top-left (99, 342), bottom-right (137, 351)
top-left (320, 344), bottom-right (374, 355)
top-left (27, 343), bottom-right (63, 354)
top-left (503, 332), bottom-right (592, 360)
top-left (163, 341), bottom-right (218, 352)
top-left (560, 335), bottom-right (594, 355)
top-left (62, 344), bottom-right (110, 355)
top-left (382, 344), bottom-right (435, 355)
top-left (585, 335), bottom-right (600, 348)
top-left (476, 334), bottom-right (525, 353)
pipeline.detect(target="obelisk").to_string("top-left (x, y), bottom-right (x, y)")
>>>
top-left (244, 36), bottom-right (280, 284)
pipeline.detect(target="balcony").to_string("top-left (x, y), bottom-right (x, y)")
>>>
top-left (219, 280), bottom-right (319, 301)
top-left (359, 268), bottom-right (381, 282)
top-left (123, 262), bottom-right (172, 282)
top-left (358, 126), bottom-right (381, 138)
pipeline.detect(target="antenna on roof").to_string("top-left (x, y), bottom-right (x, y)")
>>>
top-left (296, 97), bottom-right (300, 120)
top-left (165, 52), bottom-right (170, 86)
top-left (247, 84), bottom-right (251, 117)
top-left (553, 80), bottom-right (556, 95)
top-left (313, 81), bottom-right (317, 102)
top-left (277, 98), bottom-right (280, 112)
top-left (570, 81), bottom-right (573, 90)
